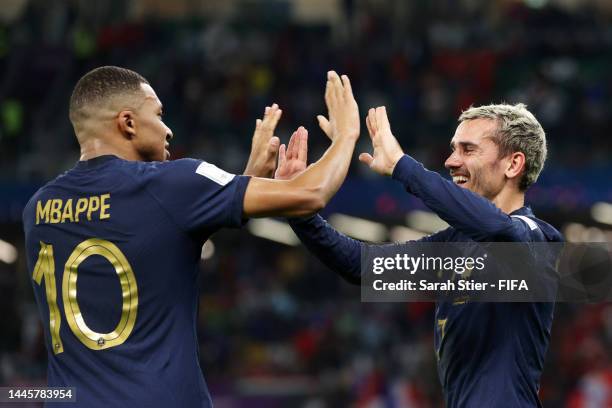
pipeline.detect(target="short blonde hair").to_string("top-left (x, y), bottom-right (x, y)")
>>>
top-left (459, 103), bottom-right (547, 191)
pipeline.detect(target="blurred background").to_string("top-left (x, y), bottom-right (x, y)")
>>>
top-left (0, 0), bottom-right (611, 406)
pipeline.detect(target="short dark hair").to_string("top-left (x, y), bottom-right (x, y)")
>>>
top-left (69, 66), bottom-right (149, 123)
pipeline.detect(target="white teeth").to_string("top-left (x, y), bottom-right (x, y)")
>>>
top-left (453, 176), bottom-right (468, 184)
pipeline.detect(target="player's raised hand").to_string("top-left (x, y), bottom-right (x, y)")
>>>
top-left (359, 106), bottom-right (405, 176)
top-left (275, 126), bottom-right (308, 180)
top-left (317, 71), bottom-right (360, 142)
top-left (244, 103), bottom-right (282, 177)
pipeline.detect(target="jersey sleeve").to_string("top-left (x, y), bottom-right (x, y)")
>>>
top-left (145, 159), bottom-right (251, 234)
top-left (391, 155), bottom-right (537, 242)
top-left (289, 214), bottom-right (446, 285)
top-left (289, 215), bottom-right (363, 284)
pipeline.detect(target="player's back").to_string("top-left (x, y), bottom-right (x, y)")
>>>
top-left (23, 155), bottom-right (250, 407)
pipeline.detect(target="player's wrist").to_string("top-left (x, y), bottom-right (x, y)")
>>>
top-left (331, 133), bottom-right (359, 147)
top-left (390, 154), bottom-right (411, 180)
top-left (382, 151), bottom-right (405, 176)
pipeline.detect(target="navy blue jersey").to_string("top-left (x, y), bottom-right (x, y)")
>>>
top-left (23, 155), bottom-right (250, 407)
top-left (289, 155), bottom-right (563, 407)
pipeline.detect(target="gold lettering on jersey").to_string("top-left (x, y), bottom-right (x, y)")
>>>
top-left (50, 199), bottom-right (62, 223)
top-left (100, 194), bottom-right (110, 219)
top-left (36, 200), bottom-right (51, 224)
top-left (435, 318), bottom-right (448, 361)
top-left (61, 199), bottom-right (74, 223)
top-left (75, 198), bottom-right (88, 222)
top-left (35, 194), bottom-right (111, 225)
top-left (87, 196), bottom-right (100, 221)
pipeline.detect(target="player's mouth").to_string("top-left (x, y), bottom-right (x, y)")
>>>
top-left (165, 144), bottom-right (171, 160)
top-left (452, 174), bottom-right (469, 185)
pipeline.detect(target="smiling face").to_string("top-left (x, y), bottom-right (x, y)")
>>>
top-left (444, 118), bottom-right (511, 200)
top-left (130, 83), bottom-right (173, 162)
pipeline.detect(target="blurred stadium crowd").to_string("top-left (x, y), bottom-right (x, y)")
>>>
top-left (0, 0), bottom-right (611, 406)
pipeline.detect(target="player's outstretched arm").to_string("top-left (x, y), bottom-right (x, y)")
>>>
top-left (243, 104), bottom-right (282, 177)
top-left (270, 128), bottom-right (450, 284)
top-left (242, 71), bottom-right (359, 218)
top-left (274, 126), bottom-right (362, 283)
top-left (363, 105), bottom-right (536, 241)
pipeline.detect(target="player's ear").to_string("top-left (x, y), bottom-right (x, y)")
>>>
top-left (117, 110), bottom-right (136, 139)
top-left (505, 151), bottom-right (525, 180)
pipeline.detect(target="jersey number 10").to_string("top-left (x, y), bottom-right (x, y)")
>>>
top-left (33, 239), bottom-right (138, 354)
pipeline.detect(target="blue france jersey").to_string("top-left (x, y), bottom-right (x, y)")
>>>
top-left (427, 210), bottom-right (562, 408)
top-left (289, 155), bottom-right (564, 407)
top-left (22, 155), bottom-right (250, 407)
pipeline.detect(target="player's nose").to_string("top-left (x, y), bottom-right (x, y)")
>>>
top-left (166, 129), bottom-right (173, 141)
top-left (444, 151), bottom-right (462, 170)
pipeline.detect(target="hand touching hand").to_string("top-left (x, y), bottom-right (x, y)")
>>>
top-left (359, 106), bottom-right (405, 176)
top-left (244, 104), bottom-right (282, 177)
top-left (274, 126), bottom-right (308, 180)
top-left (317, 71), bottom-right (360, 143)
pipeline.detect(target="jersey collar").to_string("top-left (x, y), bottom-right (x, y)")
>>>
top-left (74, 155), bottom-right (120, 170)
top-left (510, 206), bottom-right (534, 217)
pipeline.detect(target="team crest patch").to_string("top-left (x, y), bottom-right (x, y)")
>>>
top-left (195, 162), bottom-right (235, 186)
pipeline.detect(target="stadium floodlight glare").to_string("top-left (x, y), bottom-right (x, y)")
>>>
top-left (591, 202), bottom-right (612, 226)
top-left (563, 222), bottom-right (611, 243)
top-left (0, 239), bottom-right (18, 264)
top-left (406, 210), bottom-right (449, 233)
top-left (563, 222), bottom-right (584, 242)
top-left (328, 214), bottom-right (387, 242)
top-left (247, 219), bottom-right (300, 246)
top-left (390, 226), bottom-right (427, 242)
top-left (201, 240), bottom-right (215, 260)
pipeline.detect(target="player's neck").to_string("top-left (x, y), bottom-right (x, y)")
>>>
top-left (79, 138), bottom-right (141, 162)
top-left (492, 188), bottom-right (525, 215)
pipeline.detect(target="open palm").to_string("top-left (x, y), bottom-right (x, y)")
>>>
top-left (275, 127), bottom-right (308, 180)
top-left (244, 104), bottom-right (282, 177)
top-left (359, 107), bottom-right (405, 176)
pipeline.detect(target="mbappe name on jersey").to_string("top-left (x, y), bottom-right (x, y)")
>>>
top-left (35, 194), bottom-right (111, 224)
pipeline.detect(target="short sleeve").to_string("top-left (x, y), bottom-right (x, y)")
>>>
top-left (145, 159), bottom-right (250, 234)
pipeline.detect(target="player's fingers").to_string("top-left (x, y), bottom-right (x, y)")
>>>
top-left (376, 106), bottom-right (391, 131)
top-left (268, 136), bottom-right (280, 155)
top-left (341, 74), bottom-right (353, 99)
top-left (359, 152), bottom-right (374, 166)
top-left (329, 71), bottom-right (342, 103)
top-left (368, 108), bottom-right (380, 135)
top-left (262, 104), bottom-right (279, 128)
top-left (297, 126), bottom-right (308, 163)
top-left (366, 108), bottom-right (376, 138)
top-left (324, 77), bottom-right (334, 112)
top-left (264, 105), bottom-right (272, 122)
top-left (278, 144), bottom-right (286, 167)
top-left (317, 115), bottom-right (332, 139)
top-left (260, 106), bottom-right (271, 130)
top-left (287, 130), bottom-right (297, 160)
top-left (365, 113), bottom-right (375, 140)
top-left (266, 103), bottom-right (278, 116)
top-left (292, 130), bottom-right (302, 160)
top-left (255, 118), bottom-right (262, 131)
top-left (268, 105), bottom-right (282, 130)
